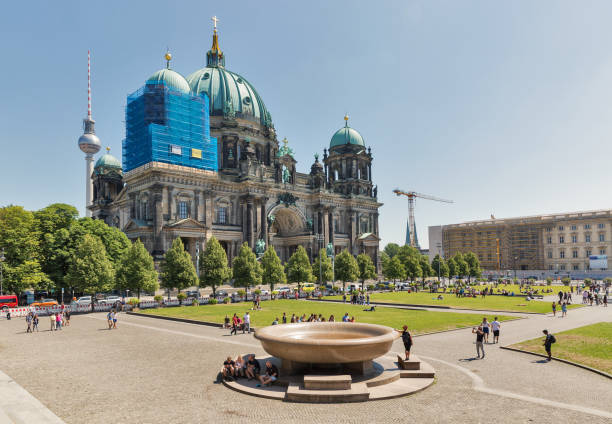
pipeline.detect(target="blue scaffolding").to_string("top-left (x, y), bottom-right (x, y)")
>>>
top-left (122, 81), bottom-right (218, 173)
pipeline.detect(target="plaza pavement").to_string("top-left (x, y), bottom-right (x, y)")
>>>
top-left (0, 302), bottom-right (609, 424)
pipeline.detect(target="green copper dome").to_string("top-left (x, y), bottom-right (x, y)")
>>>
top-left (330, 118), bottom-right (365, 149)
top-left (186, 31), bottom-right (273, 128)
top-left (146, 68), bottom-right (191, 94)
top-left (95, 152), bottom-right (122, 173)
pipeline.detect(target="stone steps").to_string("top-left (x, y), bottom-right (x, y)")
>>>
top-left (397, 354), bottom-right (422, 370)
top-left (303, 374), bottom-right (351, 390)
top-left (399, 361), bottom-right (435, 379)
top-left (285, 382), bottom-right (370, 403)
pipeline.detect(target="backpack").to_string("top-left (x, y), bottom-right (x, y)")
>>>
top-left (549, 335), bottom-right (556, 344)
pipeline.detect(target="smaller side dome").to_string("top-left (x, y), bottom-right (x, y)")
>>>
top-left (95, 149), bottom-right (122, 174)
top-left (330, 116), bottom-right (365, 149)
top-left (146, 68), bottom-right (191, 94)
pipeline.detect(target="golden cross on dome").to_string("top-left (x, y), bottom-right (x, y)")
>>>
top-left (212, 16), bottom-right (219, 30)
top-left (106, 146), bottom-right (111, 153)
top-left (282, 137), bottom-right (288, 148)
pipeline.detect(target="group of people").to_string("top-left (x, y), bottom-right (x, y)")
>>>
top-left (343, 292), bottom-right (370, 305)
top-left (25, 309), bottom-right (71, 333)
top-left (581, 288), bottom-right (608, 306)
top-left (471, 317), bottom-right (502, 359)
top-left (225, 311), bottom-right (361, 332)
top-left (222, 354), bottom-right (279, 387)
top-left (551, 301), bottom-right (568, 317)
top-left (106, 309), bottom-right (119, 329)
top-left (226, 312), bottom-right (250, 335)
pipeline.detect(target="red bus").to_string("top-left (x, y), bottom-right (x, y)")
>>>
top-left (0, 295), bottom-right (18, 310)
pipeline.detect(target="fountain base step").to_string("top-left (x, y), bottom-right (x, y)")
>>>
top-left (397, 354), bottom-right (421, 370)
top-left (399, 361), bottom-right (435, 378)
top-left (286, 382), bottom-right (370, 403)
top-left (303, 374), bottom-right (352, 390)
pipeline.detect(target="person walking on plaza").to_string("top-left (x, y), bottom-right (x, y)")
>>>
top-left (63, 309), bottom-right (70, 327)
top-left (491, 317), bottom-right (501, 344)
top-left (230, 313), bottom-right (239, 335)
top-left (481, 317), bottom-right (490, 343)
top-left (107, 310), bottom-right (113, 329)
top-left (542, 329), bottom-right (555, 361)
top-left (552, 301), bottom-right (557, 317)
top-left (55, 311), bottom-right (62, 330)
top-left (243, 312), bottom-right (250, 334)
top-left (398, 325), bottom-right (413, 360)
top-left (25, 312), bottom-right (32, 333)
top-left (561, 302), bottom-right (567, 317)
top-left (473, 326), bottom-right (485, 359)
top-left (49, 312), bottom-right (56, 331)
top-left (32, 314), bottom-right (39, 332)
top-left (112, 310), bottom-right (118, 329)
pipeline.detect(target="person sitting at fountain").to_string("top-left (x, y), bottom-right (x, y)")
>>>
top-left (342, 313), bottom-right (350, 322)
top-left (272, 317), bottom-right (279, 325)
top-left (256, 361), bottom-right (279, 387)
top-left (234, 355), bottom-right (245, 378)
top-left (329, 314), bottom-right (335, 322)
top-left (222, 356), bottom-right (235, 381)
top-left (349, 316), bottom-right (356, 322)
top-left (290, 314), bottom-right (296, 323)
top-left (245, 354), bottom-right (260, 380)
top-left (318, 314), bottom-right (324, 321)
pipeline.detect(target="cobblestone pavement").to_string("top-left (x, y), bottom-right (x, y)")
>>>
top-left (0, 303), bottom-right (610, 424)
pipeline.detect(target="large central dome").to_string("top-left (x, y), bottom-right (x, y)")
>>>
top-left (186, 30), bottom-right (273, 128)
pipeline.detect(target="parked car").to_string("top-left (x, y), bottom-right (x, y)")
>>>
top-left (98, 296), bottom-right (122, 305)
top-left (30, 298), bottom-right (59, 307)
top-left (75, 296), bottom-right (92, 305)
top-left (186, 290), bottom-right (199, 298)
top-left (277, 287), bottom-right (291, 294)
top-left (259, 289), bottom-right (270, 296)
top-left (216, 290), bottom-right (229, 298)
top-left (0, 295), bottom-right (18, 310)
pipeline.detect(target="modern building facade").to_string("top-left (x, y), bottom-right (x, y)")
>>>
top-left (88, 26), bottom-right (382, 270)
top-left (429, 209), bottom-right (612, 275)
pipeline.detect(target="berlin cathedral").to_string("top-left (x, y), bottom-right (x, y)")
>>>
top-left (87, 23), bottom-right (382, 272)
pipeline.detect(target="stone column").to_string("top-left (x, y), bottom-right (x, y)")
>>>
top-left (241, 200), bottom-right (247, 242)
top-left (328, 209), bottom-right (334, 245)
top-left (152, 189), bottom-right (164, 256)
top-left (205, 191), bottom-right (213, 226)
top-left (261, 197), bottom-right (268, 248)
top-left (323, 211), bottom-right (330, 246)
top-left (374, 212), bottom-right (379, 236)
top-left (128, 193), bottom-right (136, 219)
top-left (247, 199), bottom-right (254, 248)
top-left (192, 190), bottom-right (199, 220)
top-left (368, 162), bottom-right (372, 182)
top-left (350, 210), bottom-right (357, 254)
top-left (167, 186), bottom-right (175, 220)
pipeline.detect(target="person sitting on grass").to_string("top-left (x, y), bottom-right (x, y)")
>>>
top-left (329, 315), bottom-right (335, 322)
top-left (256, 361), bottom-right (279, 387)
top-left (363, 305), bottom-right (376, 312)
top-left (245, 354), bottom-right (260, 380)
top-left (222, 356), bottom-right (235, 381)
top-left (234, 355), bottom-right (245, 378)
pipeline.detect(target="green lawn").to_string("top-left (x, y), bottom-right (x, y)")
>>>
top-left (509, 322), bottom-right (612, 374)
top-left (137, 299), bottom-right (517, 335)
top-left (467, 284), bottom-right (573, 295)
top-left (328, 292), bottom-right (582, 314)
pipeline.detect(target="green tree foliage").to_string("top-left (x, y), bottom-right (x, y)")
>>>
top-left (312, 248), bottom-right (334, 285)
top-left (261, 247), bottom-right (286, 292)
top-left (383, 256), bottom-right (406, 281)
top-left (418, 255), bottom-right (433, 281)
top-left (431, 254), bottom-right (450, 280)
top-left (447, 257), bottom-right (457, 277)
top-left (334, 249), bottom-right (359, 292)
top-left (232, 242), bottom-right (262, 291)
top-left (199, 236), bottom-right (231, 297)
top-left (116, 239), bottom-right (158, 298)
top-left (69, 218), bottom-right (130, 266)
top-left (383, 243), bottom-right (401, 258)
top-left (66, 234), bottom-right (114, 295)
top-left (0, 206), bottom-right (48, 295)
top-left (394, 245), bottom-right (422, 282)
top-left (453, 253), bottom-right (469, 278)
top-left (160, 238), bottom-right (198, 294)
top-left (34, 204), bottom-right (78, 289)
top-left (464, 252), bottom-right (482, 282)
top-left (286, 246), bottom-right (313, 292)
top-left (357, 253), bottom-right (376, 290)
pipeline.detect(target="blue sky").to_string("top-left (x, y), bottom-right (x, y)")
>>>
top-left (2, 1), bottom-right (612, 249)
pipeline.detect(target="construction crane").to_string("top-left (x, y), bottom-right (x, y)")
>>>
top-left (393, 189), bottom-right (453, 248)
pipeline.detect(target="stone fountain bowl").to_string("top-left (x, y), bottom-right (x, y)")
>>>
top-left (254, 322), bottom-right (400, 364)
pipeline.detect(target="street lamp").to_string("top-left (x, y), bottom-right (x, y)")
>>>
top-left (0, 248), bottom-right (5, 295)
top-left (326, 242), bottom-right (335, 290)
top-left (514, 256), bottom-right (518, 281)
top-left (436, 242), bottom-right (442, 285)
top-left (316, 234), bottom-right (325, 288)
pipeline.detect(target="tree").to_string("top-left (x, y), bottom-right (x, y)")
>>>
top-left (334, 249), bottom-right (359, 292)
top-left (464, 252), bottom-right (482, 282)
top-left (383, 243), bottom-right (401, 258)
top-left (65, 234), bottom-right (114, 296)
top-left (232, 242), bottom-right (262, 292)
top-left (447, 257), bottom-right (457, 278)
top-left (404, 255), bottom-right (422, 282)
top-left (0, 206), bottom-right (48, 296)
top-left (418, 254), bottom-right (433, 283)
top-left (383, 256), bottom-right (406, 282)
top-left (34, 204), bottom-right (79, 289)
top-left (160, 238), bottom-right (198, 296)
top-left (357, 253), bottom-right (376, 290)
top-left (286, 246), bottom-right (313, 292)
top-left (68, 218), bottom-right (130, 266)
top-left (453, 253), bottom-right (469, 278)
top-left (312, 248), bottom-right (334, 286)
top-left (199, 236), bottom-right (231, 297)
top-left (260, 247), bottom-right (285, 292)
top-left (116, 239), bottom-right (158, 299)
top-left (431, 254), bottom-right (449, 281)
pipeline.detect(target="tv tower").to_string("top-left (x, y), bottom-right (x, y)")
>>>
top-left (77, 50), bottom-right (101, 217)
